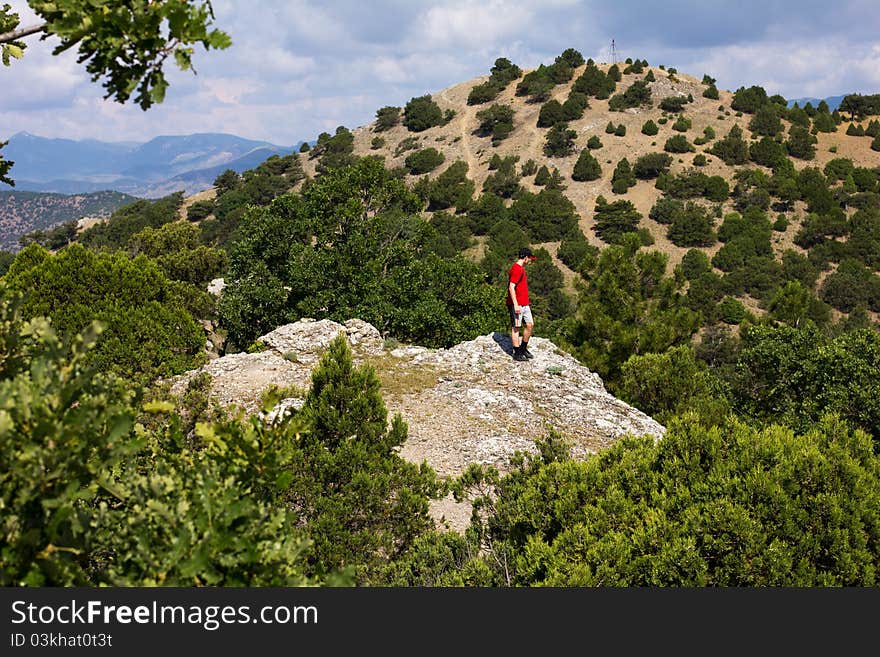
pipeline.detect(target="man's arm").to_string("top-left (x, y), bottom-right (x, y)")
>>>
top-left (508, 281), bottom-right (520, 312)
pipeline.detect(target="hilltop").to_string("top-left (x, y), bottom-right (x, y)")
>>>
top-left (296, 59), bottom-right (878, 276)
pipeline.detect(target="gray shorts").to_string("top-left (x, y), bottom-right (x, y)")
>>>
top-left (509, 304), bottom-right (534, 328)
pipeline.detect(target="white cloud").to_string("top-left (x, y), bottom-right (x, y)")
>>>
top-left (409, 1), bottom-right (534, 51)
top-left (2, 0), bottom-right (879, 146)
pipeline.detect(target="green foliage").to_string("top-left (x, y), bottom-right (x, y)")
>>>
top-left (467, 58), bottom-right (522, 105)
top-left (611, 158), bottom-right (636, 194)
top-left (515, 57), bottom-right (572, 101)
top-left (467, 193), bottom-right (507, 235)
top-left (452, 414), bottom-right (880, 585)
top-left (731, 85), bottom-right (769, 113)
top-left (404, 147), bottom-right (445, 175)
top-left (427, 212), bottom-right (473, 255)
top-left (812, 110), bottom-right (837, 133)
top-left (4, 243), bottom-right (206, 382)
top-left (586, 135), bottom-right (603, 149)
top-left (633, 152), bottom-right (672, 179)
top-left (186, 198), bottom-right (215, 222)
top-left (312, 126), bottom-right (356, 173)
top-left (557, 228), bottom-right (598, 272)
top-left (717, 297), bottom-right (747, 324)
top-left (703, 84), bottom-right (720, 100)
top-left (748, 105), bottom-right (784, 136)
top-left (846, 123), bottom-right (866, 136)
top-left (562, 91), bottom-right (589, 121)
top-left (608, 80), bottom-right (652, 111)
top-left (664, 134), bottom-right (694, 153)
top-left (537, 99), bottom-right (565, 127)
top-left (786, 125), bottom-right (816, 160)
top-left (819, 258), bottom-right (880, 313)
top-left (0, 291), bottom-right (138, 585)
top-left (403, 95), bottom-right (445, 132)
top-left (680, 248), bottom-right (712, 280)
top-left (592, 197), bottom-right (642, 244)
top-left (620, 345), bottom-right (729, 424)
top-left (709, 124), bottom-right (749, 164)
top-left (520, 159), bottom-right (538, 176)
top-left (543, 122), bottom-right (577, 157)
top-left (375, 106), bottom-right (401, 131)
top-left (749, 136), bottom-right (788, 169)
top-left (663, 171), bottom-right (729, 202)
top-left (427, 160), bottom-right (475, 211)
top-left (734, 324), bottom-right (880, 442)
top-left (671, 115), bottom-right (692, 132)
top-left (667, 202), bottom-right (716, 247)
top-left (482, 156), bottom-right (521, 198)
top-left (767, 280), bottom-right (830, 328)
top-left (572, 63), bottom-right (616, 99)
top-left (659, 96), bottom-right (688, 113)
top-left (218, 158), bottom-right (494, 350)
top-left (614, 123), bottom-right (627, 137)
top-left (475, 103), bottom-right (516, 144)
top-left (78, 192), bottom-right (184, 251)
top-left (839, 93), bottom-right (880, 119)
top-left (571, 150), bottom-right (602, 182)
top-left (509, 189), bottom-right (578, 242)
top-left (641, 119), bottom-right (659, 136)
top-left (824, 157), bottom-right (856, 181)
top-left (559, 233), bottom-right (701, 388)
top-left (290, 335), bottom-right (439, 580)
top-left (127, 221), bottom-right (226, 287)
top-left (649, 196), bottom-right (685, 224)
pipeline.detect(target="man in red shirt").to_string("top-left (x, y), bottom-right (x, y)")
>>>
top-left (507, 246), bottom-right (537, 362)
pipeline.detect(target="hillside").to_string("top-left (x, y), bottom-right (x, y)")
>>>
top-left (298, 61), bottom-right (878, 276)
top-left (0, 190), bottom-right (138, 251)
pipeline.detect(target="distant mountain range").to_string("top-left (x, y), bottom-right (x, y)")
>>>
top-left (1, 132), bottom-right (304, 198)
top-left (787, 94), bottom-right (846, 111)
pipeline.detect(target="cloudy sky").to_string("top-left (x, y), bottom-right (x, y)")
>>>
top-left (2, 0), bottom-right (879, 147)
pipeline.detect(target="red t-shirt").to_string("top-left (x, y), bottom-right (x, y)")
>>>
top-left (507, 262), bottom-right (529, 306)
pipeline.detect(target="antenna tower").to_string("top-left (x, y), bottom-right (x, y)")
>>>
top-left (611, 39), bottom-right (617, 65)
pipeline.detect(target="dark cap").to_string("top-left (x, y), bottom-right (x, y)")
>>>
top-left (518, 247), bottom-right (535, 260)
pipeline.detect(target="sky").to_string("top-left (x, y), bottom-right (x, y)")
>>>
top-left (2, 0), bottom-right (880, 147)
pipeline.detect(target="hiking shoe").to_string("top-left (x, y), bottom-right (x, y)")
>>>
top-left (522, 347), bottom-right (534, 359)
top-left (513, 350), bottom-right (529, 362)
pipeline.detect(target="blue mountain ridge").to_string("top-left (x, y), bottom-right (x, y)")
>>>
top-left (786, 94), bottom-right (846, 111)
top-left (1, 132), bottom-right (304, 198)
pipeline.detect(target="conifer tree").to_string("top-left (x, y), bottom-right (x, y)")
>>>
top-left (294, 334), bottom-right (438, 580)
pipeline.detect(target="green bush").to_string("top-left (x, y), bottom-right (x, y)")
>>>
top-left (717, 297), bottom-right (747, 324)
top-left (633, 152), bottom-right (672, 179)
top-left (403, 95), bottom-right (445, 132)
top-left (446, 413), bottom-right (880, 586)
top-left (186, 199), bottom-right (215, 221)
top-left (509, 189), bottom-right (578, 241)
top-left (680, 248), bottom-right (712, 280)
top-left (544, 123), bottom-right (577, 157)
top-left (571, 149), bottom-right (602, 181)
top-left (404, 147), bottom-right (445, 174)
top-left (375, 106), bottom-right (401, 131)
top-left (4, 243), bottom-right (207, 382)
top-left (593, 197), bottom-right (642, 243)
top-left (664, 134), bottom-right (694, 153)
top-left (641, 120), bottom-right (659, 136)
top-left (475, 103), bottom-right (515, 144)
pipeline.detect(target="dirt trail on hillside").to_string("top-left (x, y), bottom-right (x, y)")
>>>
top-left (439, 87), bottom-right (479, 174)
